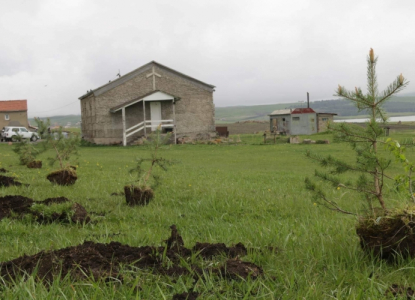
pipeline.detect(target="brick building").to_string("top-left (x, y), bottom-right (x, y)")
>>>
top-left (0, 100), bottom-right (29, 129)
top-left (78, 61), bottom-right (216, 145)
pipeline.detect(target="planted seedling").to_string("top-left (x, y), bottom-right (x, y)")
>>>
top-left (12, 135), bottom-right (44, 168)
top-left (305, 49), bottom-right (415, 259)
top-left (125, 127), bottom-right (174, 206)
top-left (36, 118), bottom-right (80, 185)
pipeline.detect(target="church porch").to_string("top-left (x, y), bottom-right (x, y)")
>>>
top-left (110, 90), bottom-right (180, 146)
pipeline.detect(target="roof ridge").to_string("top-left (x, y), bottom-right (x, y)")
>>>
top-left (79, 61), bottom-right (215, 100)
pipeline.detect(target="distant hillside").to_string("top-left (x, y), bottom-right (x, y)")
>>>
top-left (28, 96), bottom-right (415, 126)
top-left (215, 96), bottom-right (415, 123)
top-left (29, 115), bottom-right (81, 127)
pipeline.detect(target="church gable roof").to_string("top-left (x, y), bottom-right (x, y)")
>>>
top-left (79, 61), bottom-right (215, 100)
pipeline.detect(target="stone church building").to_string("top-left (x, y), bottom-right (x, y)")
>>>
top-left (78, 61), bottom-right (216, 145)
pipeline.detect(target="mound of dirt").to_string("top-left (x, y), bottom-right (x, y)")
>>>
top-left (0, 195), bottom-right (33, 220)
top-left (47, 169), bottom-right (77, 186)
top-left (356, 212), bottom-right (415, 260)
top-left (0, 195), bottom-right (90, 224)
top-left (124, 185), bottom-right (154, 206)
top-left (165, 224), bottom-right (184, 248)
top-left (193, 242), bottom-right (247, 258)
top-left (219, 259), bottom-right (263, 280)
top-left (0, 225), bottom-right (261, 284)
top-left (27, 160), bottom-right (42, 169)
top-left (70, 203), bottom-right (91, 223)
top-left (31, 202), bottom-right (91, 225)
top-left (0, 175), bottom-right (23, 187)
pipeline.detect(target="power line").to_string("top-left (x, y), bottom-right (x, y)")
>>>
top-left (31, 100), bottom-right (79, 114)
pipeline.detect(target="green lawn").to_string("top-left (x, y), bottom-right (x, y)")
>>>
top-left (1, 132), bottom-right (415, 299)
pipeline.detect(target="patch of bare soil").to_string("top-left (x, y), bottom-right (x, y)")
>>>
top-left (124, 185), bottom-right (154, 206)
top-left (46, 169), bottom-right (77, 186)
top-left (172, 291), bottom-right (200, 300)
top-left (193, 242), bottom-right (247, 258)
top-left (0, 175), bottom-right (23, 187)
top-left (0, 195), bottom-right (33, 220)
top-left (0, 225), bottom-right (263, 285)
top-left (31, 211), bottom-right (71, 224)
top-left (27, 160), bottom-right (42, 169)
top-left (356, 212), bottom-right (415, 260)
top-left (0, 168), bottom-right (7, 173)
top-left (71, 203), bottom-right (91, 223)
top-left (386, 284), bottom-right (415, 299)
top-left (0, 196), bottom-right (90, 224)
top-left (219, 259), bottom-right (263, 280)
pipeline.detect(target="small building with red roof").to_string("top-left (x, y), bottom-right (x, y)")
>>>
top-left (0, 100), bottom-right (29, 129)
top-left (269, 107), bottom-right (336, 135)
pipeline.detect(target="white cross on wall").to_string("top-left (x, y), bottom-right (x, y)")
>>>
top-left (146, 66), bottom-right (161, 90)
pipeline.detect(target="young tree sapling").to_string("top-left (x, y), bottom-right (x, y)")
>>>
top-left (36, 118), bottom-right (80, 185)
top-left (124, 127), bottom-right (174, 206)
top-left (305, 49), bottom-right (414, 259)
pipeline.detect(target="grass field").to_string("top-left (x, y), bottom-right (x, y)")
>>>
top-left (1, 131), bottom-right (415, 299)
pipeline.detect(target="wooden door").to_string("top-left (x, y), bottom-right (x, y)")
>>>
top-left (150, 102), bottom-right (162, 131)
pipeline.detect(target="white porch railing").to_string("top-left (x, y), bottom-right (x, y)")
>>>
top-left (123, 119), bottom-right (174, 146)
top-left (126, 121), bottom-right (145, 138)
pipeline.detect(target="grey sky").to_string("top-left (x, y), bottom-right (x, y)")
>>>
top-left (1, 0), bottom-right (414, 117)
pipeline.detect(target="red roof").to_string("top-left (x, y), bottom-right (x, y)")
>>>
top-left (291, 108), bottom-right (315, 114)
top-left (0, 100), bottom-right (27, 112)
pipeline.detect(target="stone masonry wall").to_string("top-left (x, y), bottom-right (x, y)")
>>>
top-left (80, 63), bottom-right (214, 144)
top-left (80, 94), bottom-right (97, 142)
top-left (90, 67), bottom-right (153, 144)
top-left (155, 66), bottom-right (215, 137)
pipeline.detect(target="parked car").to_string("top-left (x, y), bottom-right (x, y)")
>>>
top-left (1, 126), bottom-right (40, 142)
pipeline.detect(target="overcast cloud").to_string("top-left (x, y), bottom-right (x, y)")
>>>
top-left (1, 0), bottom-right (414, 117)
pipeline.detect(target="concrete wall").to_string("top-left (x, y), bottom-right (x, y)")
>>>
top-left (269, 114), bottom-right (291, 133)
top-left (290, 113), bottom-right (317, 135)
top-left (80, 63), bottom-right (215, 144)
top-left (317, 114), bottom-right (334, 132)
top-left (269, 113), bottom-right (334, 135)
top-left (0, 111), bottom-right (29, 129)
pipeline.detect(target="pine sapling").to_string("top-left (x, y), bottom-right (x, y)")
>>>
top-left (125, 127), bottom-right (174, 205)
top-left (305, 48), bottom-right (409, 217)
top-left (12, 137), bottom-right (43, 167)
